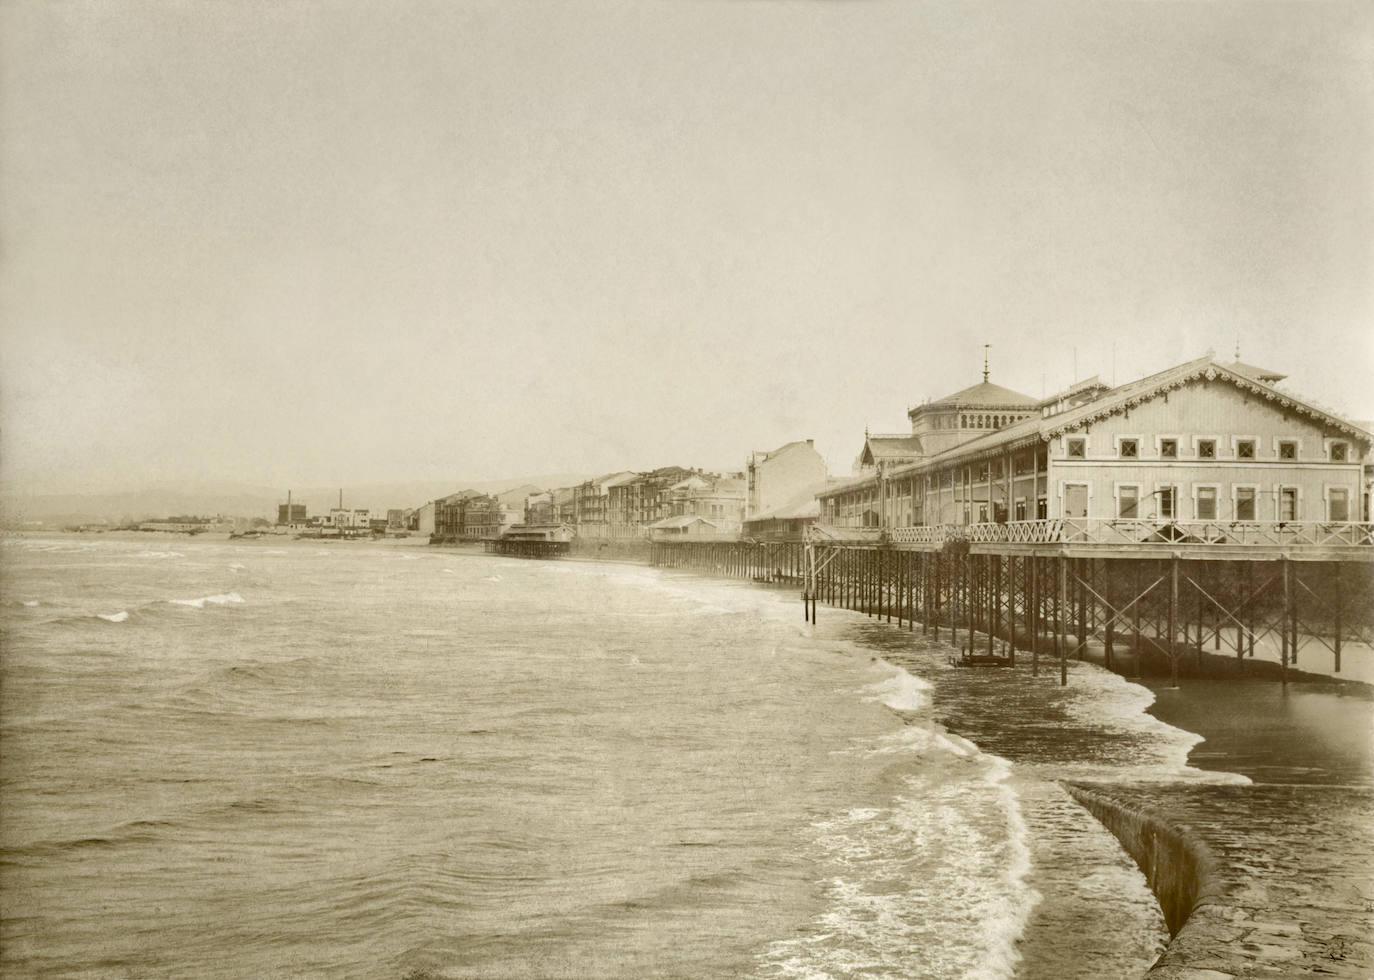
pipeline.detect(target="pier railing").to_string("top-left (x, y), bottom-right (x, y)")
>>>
top-left (887, 519), bottom-right (1374, 550)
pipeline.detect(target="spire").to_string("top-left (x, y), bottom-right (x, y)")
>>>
top-left (982, 343), bottom-right (991, 383)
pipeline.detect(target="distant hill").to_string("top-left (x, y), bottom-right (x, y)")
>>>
top-left (0, 473), bottom-right (596, 528)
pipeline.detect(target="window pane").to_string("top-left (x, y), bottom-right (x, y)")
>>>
top-left (1279, 441), bottom-right (1296, 460)
top-left (1159, 487), bottom-right (1176, 518)
top-left (1237, 440), bottom-right (1254, 459)
top-left (1198, 440), bottom-right (1216, 459)
top-left (1330, 489), bottom-right (1349, 522)
top-left (1120, 439), bottom-right (1138, 458)
top-left (1332, 444), bottom-right (1347, 461)
top-left (1197, 487), bottom-right (1217, 519)
top-left (1119, 487), bottom-right (1139, 518)
top-left (1280, 489), bottom-right (1297, 521)
top-left (1236, 488), bottom-right (1255, 520)
top-left (1068, 439), bottom-right (1085, 458)
top-left (1160, 439), bottom-right (1177, 458)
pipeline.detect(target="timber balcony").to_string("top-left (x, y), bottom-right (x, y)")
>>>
top-left (820, 519), bottom-right (1374, 560)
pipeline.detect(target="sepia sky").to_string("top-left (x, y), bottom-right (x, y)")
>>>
top-left (2, 0), bottom-right (1372, 495)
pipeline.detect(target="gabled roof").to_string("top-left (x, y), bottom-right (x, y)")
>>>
top-left (860, 435), bottom-right (924, 466)
top-left (926, 380), bottom-right (1039, 408)
top-left (649, 515), bottom-right (719, 529)
top-left (824, 355), bottom-right (1373, 497)
top-left (934, 355), bottom-right (1370, 462)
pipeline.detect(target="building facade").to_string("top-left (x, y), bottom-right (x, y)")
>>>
top-left (819, 356), bottom-right (1371, 533)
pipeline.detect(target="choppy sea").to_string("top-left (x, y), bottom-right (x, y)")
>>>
top-left (0, 534), bottom-right (1247, 979)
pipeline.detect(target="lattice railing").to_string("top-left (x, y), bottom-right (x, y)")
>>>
top-left (888, 520), bottom-right (1374, 548)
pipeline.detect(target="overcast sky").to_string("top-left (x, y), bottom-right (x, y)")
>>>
top-left (3, 0), bottom-right (1371, 495)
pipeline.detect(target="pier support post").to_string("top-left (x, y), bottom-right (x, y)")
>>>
top-left (1103, 560), bottom-right (1114, 670)
top-left (1169, 554), bottom-right (1180, 689)
top-left (1281, 556), bottom-right (1291, 691)
top-left (1334, 562), bottom-right (1343, 673)
top-left (1057, 555), bottom-right (1068, 685)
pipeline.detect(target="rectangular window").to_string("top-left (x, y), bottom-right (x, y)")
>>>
top-left (978, 503), bottom-right (988, 522)
top-left (1280, 488), bottom-right (1297, 521)
top-left (1197, 439), bottom-right (1216, 459)
top-left (1329, 489), bottom-right (1349, 522)
top-left (992, 459), bottom-right (1003, 479)
top-left (1279, 440), bottom-right (1297, 460)
top-left (977, 463), bottom-right (989, 482)
top-left (1015, 499), bottom-right (1027, 520)
top-left (1158, 486), bottom-right (1177, 519)
top-left (1118, 486), bottom-right (1139, 518)
top-left (1119, 438), bottom-right (1138, 458)
top-left (1196, 487), bottom-right (1217, 520)
top-left (1331, 443), bottom-right (1348, 462)
top-left (1067, 438), bottom-right (1085, 458)
top-left (1237, 440), bottom-right (1255, 459)
top-left (1236, 487), bottom-right (1256, 521)
top-left (1160, 438), bottom-right (1178, 459)
top-left (1037, 497), bottom-right (1048, 519)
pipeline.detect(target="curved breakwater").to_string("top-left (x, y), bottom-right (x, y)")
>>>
top-left (0, 534), bottom-right (1263, 979)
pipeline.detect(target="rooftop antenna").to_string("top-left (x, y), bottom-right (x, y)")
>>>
top-left (982, 343), bottom-right (991, 383)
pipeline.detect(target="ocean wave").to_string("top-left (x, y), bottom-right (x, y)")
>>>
top-left (135, 550), bottom-right (184, 560)
top-left (97, 611), bottom-right (129, 623)
top-left (864, 664), bottom-right (932, 713)
top-left (169, 592), bottom-right (246, 610)
top-left (762, 740), bottom-right (1039, 979)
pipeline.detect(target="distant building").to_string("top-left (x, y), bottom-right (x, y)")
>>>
top-left (746, 439), bottom-right (828, 520)
top-left (277, 502), bottom-right (307, 525)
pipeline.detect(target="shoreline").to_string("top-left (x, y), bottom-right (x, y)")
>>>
top-left (1058, 628), bottom-right (1373, 975)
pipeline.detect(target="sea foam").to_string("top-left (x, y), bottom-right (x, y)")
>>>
top-left (169, 593), bottom-right (246, 609)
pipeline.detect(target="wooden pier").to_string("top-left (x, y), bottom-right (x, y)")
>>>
top-left (650, 520), bottom-right (1373, 687)
top-left (485, 538), bottom-right (572, 558)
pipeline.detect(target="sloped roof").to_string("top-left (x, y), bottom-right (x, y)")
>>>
top-left (927, 380), bottom-right (1039, 408)
top-left (649, 515), bottom-right (719, 529)
top-left (864, 435), bottom-right (924, 457)
top-left (754, 439), bottom-right (816, 460)
top-left (747, 487), bottom-right (822, 522)
top-left (824, 355), bottom-right (1372, 497)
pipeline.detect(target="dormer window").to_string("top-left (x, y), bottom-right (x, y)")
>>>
top-left (1119, 438), bottom-right (1138, 459)
top-left (1197, 439), bottom-right (1216, 459)
top-left (1331, 442), bottom-right (1348, 462)
top-left (1067, 438), bottom-right (1086, 458)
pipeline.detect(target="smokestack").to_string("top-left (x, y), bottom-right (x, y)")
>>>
top-left (339, 488), bottom-right (343, 509)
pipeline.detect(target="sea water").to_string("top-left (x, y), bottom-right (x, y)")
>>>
top-left (0, 535), bottom-right (1243, 978)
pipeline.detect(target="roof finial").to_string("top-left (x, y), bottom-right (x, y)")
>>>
top-left (982, 343), bottom-right (991, 383)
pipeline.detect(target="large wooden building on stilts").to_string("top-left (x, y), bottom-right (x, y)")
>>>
top-left (653, 353), bottom-right (1374, 688)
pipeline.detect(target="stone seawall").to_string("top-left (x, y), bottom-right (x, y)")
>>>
top-left (1064, 784), bottom-right (1216, 941)
top-left (1065, 782), bottom-right (1373, 978)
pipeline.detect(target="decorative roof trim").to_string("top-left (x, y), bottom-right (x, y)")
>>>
top-left (1042, 364), bottom-right (1372, 444)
